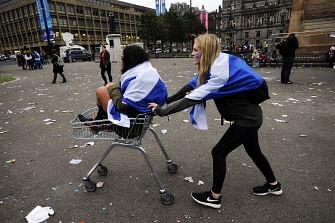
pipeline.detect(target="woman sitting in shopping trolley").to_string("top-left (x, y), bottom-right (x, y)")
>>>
top-left (77, 45), bottom-right (167, 135)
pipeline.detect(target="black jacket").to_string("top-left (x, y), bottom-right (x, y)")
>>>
top-left (276, 35), bottom-right (299, 58)
top-left (156, 81), bottom-right (269, 127)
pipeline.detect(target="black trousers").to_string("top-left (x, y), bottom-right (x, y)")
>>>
top-left (281, 57), bottom-right (295, 83)
top-left (211, 124), bottom-right (276, 194)
top-left (101, 64), bottom-right (112, 85)
top-left (52, 72), bottom-right (66, 83)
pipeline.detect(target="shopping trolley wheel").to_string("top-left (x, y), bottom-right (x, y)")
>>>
top-left (84, 180), bottom-right (97, 192)
top-left (160, 191), bottom-right (174, 205)
top-left (167, 163), bottom-right (178, 174)
top-left (97, 164), bottom-right (108, 176)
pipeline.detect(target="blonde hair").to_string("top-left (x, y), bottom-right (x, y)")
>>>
top-left (194, 34), bottom-right (221, 85)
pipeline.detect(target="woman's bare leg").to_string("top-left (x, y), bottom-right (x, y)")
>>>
top-left (96, 86), bottom-right (111, 111)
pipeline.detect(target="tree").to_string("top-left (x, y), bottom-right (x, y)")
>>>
top-left (138, 12), bottom-right (158, 49)
top-left (183, 11), bottom-right (206, 36)
top-left (165, 11), bottom-right (187, 51)
top-left (139, 10), bottom-right (206, 51)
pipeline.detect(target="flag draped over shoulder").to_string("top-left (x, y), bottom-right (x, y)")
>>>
top-left (107, 61), bottom-right (167, 127)
top-left (185, 53), bottom-right (265, 130)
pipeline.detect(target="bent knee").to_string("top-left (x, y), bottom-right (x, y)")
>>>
top-left (96, 86), bottom-right (108, 96)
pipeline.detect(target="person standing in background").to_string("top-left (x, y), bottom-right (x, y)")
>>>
top-left (100, 45), bottom-right (112, 85)
top-left (276, 33), bottom-right (299, 84)
top-left (327, 46), bottom-right (335, 68)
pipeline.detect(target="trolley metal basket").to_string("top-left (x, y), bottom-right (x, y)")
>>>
top-left (71, 107), bottom-right (178, 205)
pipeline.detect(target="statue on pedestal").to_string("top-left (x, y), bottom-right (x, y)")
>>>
top-left (108, 12), bottom-right (116, 34)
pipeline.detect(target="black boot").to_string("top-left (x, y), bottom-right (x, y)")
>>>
top-left (77, 114), bottom-right (100, 134)
top-left (95, 106), bottom-right (108, 120)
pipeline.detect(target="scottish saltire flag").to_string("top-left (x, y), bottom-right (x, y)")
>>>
top-left (107, 61), bottom-right (167, 127)
top-left (185, 53), bottom-right (265, 130)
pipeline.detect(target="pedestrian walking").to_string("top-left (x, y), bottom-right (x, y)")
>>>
top-left (276, 33), bottom-right (299, 84)
top-left (149, 34), bottom-right (282, 209)
top-left (51, 53), bottom-right (67, 84)
top-left (100, 45), bottom-right (112, 85)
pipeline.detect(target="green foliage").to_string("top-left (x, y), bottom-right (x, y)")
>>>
top-left (138, 12), bottom-right (158, 45)
top-left (0, 76), bottom-right (15, 84)
top-left (139, 11), bottom-right (206, 49)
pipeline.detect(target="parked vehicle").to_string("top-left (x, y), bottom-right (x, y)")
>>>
top-left (64, 49), bottom-right (91, 62)
top-left (8, 54), bottom-right (17, 60)
top-left (0, 54), bottom-right (7, 61)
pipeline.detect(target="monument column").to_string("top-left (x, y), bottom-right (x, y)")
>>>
top-left (106, 12), bottom-right (121, 63)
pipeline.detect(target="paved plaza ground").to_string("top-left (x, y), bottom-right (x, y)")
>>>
top-left (0, 59), bottom-right (335, 222)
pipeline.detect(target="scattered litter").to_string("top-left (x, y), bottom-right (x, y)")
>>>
top-left (96, 181), bottom-right (104, 188)
top-left (0, 130), bottom-right (10, 134)
top-left (6, 159), bottom-right (16, 164)
top-left (67, 145), bottom-right (79, 149)
top-left (197, 180), bottom-right (204, 185)
top-left (288, 98), bottom-right (300, 102)
top-left (310, 95), bottom-right (317, 98)
top-left (314, 186), bottom-right (319, 191)
top-left (312, 82), bottom-right (326, 86)
top-left (305, 99), bottom-right (312, 102)
top-left (52, 187), bottom-right (57, 191)
top-left (85, 141), bottom-right (94, 146)
top-left (160, 129), bottom-right (168, 135)
top-left (271, 102), bottom-right (284, 107)
top-left (242, 163), bottom-right (252, 168)
top-left (7, 110), bottom-right (13, 114)
top-left (327, 189), bottom-right (332, 192)
top-left (184, 176), bottom-right (194, 183)
top-left (281, 115), bottom-right (288, 118)
top-left (54, 110), bottom-right (59, 112)
top-left (69, 159), bottom-right (82, 165)
top-left (299, 134), bottom-right (308, 137)
top-left (61, 110), bottom-right (73, 113)
top-left (271, 93), bottom-right (278, 96)
top-left (43, 118), bottom-right (56, 125)
top-left (25, 205), bottom-right (55, 223)
top-left (182, 119), bottom-right (189, 123)
top-left (39, 110), bottom-right (45, 113)
top-left (152, 123), bottom-right (160, 127)
top-left (274, 119), bottom-right (288, 123)
top-left (23, 106), bottom-right (35, 111)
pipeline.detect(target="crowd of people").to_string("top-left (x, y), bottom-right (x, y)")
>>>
top-left (16, 51), bottom-right (44, 70)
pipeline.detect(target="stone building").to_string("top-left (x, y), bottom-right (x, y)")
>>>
top-left (0, 0), bottom-right (154, 55)
top-left (209, 0), bottom-right (293, 52)
top-left (288, 0), bottom-right (335, 54)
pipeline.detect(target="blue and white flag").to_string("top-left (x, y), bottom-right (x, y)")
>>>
top-left (107, 61), bottom-right (167, 127)
top-left (185, 53), bottom-right (265, 130)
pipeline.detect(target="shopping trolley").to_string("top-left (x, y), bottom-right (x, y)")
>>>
top-left (71, 107), bottom-right (178, 205)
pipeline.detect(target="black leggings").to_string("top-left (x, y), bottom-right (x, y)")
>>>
top-left (211, 124), bottom-right (276, 194)
top-left (101, 64), bottom-right (112, 85)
